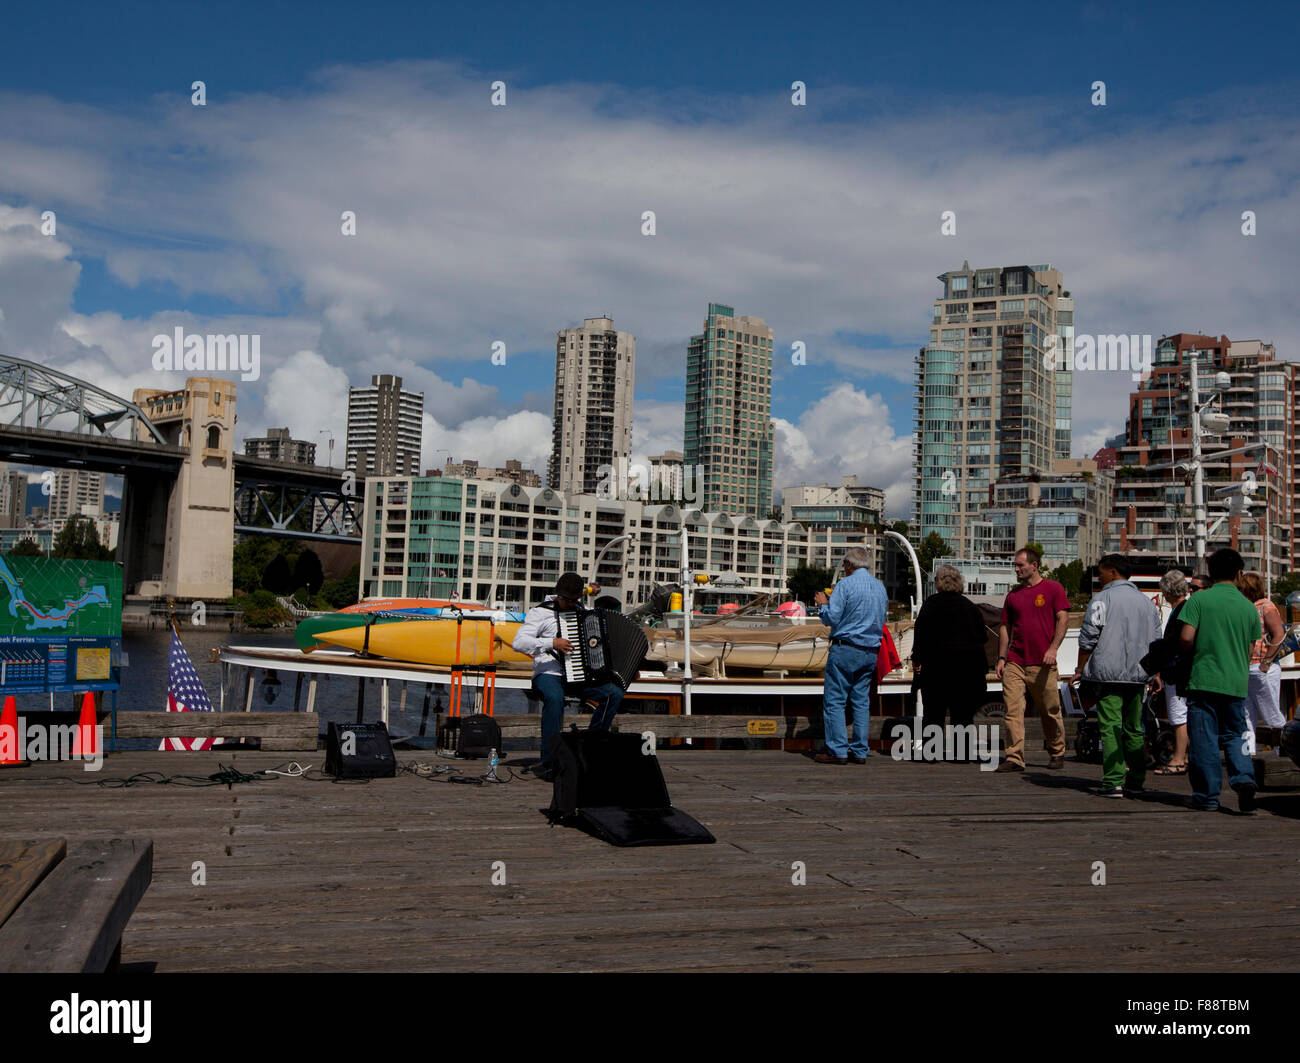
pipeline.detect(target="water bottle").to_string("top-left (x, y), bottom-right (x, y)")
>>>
top-left (487, 747), bottom-right (499, 781)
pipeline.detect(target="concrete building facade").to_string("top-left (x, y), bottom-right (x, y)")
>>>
top-left (684, 303), bottom-right (775, 517)
top-left (346, 374), bottom-right (423, 477)
top-left (359, 475), bottom-right (882, 609)
top-left (439, 458), bottom-right (541, 487)
top-left (49, 469), bottom-right (105, 522)
top-left (244, 428), bottom-right (317, 465)
top-left (127, 378), bottom-right (237, 598)
top-left (548, 317), bottom-right (635, 495)
top-left (970, 461), bottom-right (1112, 570)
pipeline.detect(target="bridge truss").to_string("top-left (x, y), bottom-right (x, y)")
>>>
top-left (0, 355), bottom-right (168, 443)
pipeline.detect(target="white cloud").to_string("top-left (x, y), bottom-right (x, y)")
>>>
top-left (0, 64), bottom-right (1296, 510)
top-left (420, 410), bottom-right (552, 473)
top-left (773, 383), bottom-right (913, 517)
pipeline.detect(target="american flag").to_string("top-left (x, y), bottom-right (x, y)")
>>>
top-left (160, 627), bottom-right (217, 751)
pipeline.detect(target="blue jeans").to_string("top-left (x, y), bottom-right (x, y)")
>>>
top-left (1185, 689), bottom-right (1256, 809)
top-left (534, 673), bottom-right (625, 764)
top-left (822, 644), bottom-right (877, 758)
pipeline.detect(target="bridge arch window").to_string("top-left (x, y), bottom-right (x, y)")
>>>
top-left (206, 426), bottom-right (221, 449)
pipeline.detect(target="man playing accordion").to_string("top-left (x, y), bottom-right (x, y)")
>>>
top-left (513, 572), bottom-right (626, 782)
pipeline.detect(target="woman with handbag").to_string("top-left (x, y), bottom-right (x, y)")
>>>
top-left (1150, 570), bottom-right (1193, 776)
top-left (1239, 571), bottom-right (1287, 754)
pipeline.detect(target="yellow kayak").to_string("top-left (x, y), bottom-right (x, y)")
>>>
top-left (309, 616), bottom-right (530, 666)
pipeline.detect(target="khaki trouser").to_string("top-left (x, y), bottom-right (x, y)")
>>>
top-left (1002, 662), bottom-right (1066, 764)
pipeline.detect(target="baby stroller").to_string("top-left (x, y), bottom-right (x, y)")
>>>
top-left (1072, 684), bottom-right (1175, 768)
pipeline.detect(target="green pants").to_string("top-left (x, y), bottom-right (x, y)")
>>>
top-left (1095, 683), bottom-right (1146, 788)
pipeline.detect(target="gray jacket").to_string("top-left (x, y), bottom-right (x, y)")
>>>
top-left (1079, 579), bottom-right (1162, 684)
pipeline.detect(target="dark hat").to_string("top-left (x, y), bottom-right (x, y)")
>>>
top-left (555, 572), bottom-right (585, 599)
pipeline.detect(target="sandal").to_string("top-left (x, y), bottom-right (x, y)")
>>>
top-left (1153, 763), bottom-right (1188, 775)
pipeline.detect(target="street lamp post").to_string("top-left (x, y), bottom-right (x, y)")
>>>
top-left (884, 530), bottom-right (923, 619)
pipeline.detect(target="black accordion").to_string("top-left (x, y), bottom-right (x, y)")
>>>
top-left (555, 607), bottom-right (648, 693)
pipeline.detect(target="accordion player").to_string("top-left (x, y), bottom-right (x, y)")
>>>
top-left (512, 572), bottom-right (647, 781)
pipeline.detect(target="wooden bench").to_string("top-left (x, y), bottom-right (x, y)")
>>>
top-left (113, 711), bottom-right (320, 751)
top-left (0, 837), bottom-right (153, 972)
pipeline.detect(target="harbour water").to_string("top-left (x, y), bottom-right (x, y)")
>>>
top-left (101, 628), bottom-right (535, 751)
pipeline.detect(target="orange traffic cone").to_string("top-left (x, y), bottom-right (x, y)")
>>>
top-left (72, 691), bottom-right (99, 757)
top-left (0, 694), bottom-right (25, 767)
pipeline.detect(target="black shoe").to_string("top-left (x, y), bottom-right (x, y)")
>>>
top-left (1235, 781), bottom-right (1257, 813)
top-left (530, 762), bottom-right (556, 783)
top-left (848, 755), bottom-right (867, 764)
top-left (1122, 782), bottom-right (1145, 797)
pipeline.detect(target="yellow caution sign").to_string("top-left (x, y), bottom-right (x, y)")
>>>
top-left (746, 719), bottom-right (778, 736)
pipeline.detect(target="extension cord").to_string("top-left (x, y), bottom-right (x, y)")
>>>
top-left (448, 776), bottom-right (484, 785)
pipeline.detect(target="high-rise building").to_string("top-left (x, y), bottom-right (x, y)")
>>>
top-left (915, 262), bottom-right (1067, 555)
top-left (1054, 293), bottom-right (1075, 460)
top-left (548, 317), bottom-right (635, 495)
top-left (244, 428), bottom-right (318, 465)
top-left (49, 469), bottom-right (105, 521)
top-left (685, 302), bottom-right (775, 517)
top-left (0, 465), bottom-right (26, 528)
top-left (346, 375), bottom-right (423, 477)
top-left (1106, 333), bottom-right (1295, 575)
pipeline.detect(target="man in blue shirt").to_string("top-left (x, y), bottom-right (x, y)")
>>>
top-left (813, 547), bottom-right (889, 764)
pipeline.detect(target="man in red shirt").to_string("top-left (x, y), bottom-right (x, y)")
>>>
top-left (995, 546), bottom-right (1070, 772)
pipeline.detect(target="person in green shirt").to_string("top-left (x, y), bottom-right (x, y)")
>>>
top-left (1176, 548), bottom-right (1261, 813)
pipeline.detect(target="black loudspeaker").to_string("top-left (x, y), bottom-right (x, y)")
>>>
top-left (325, 721), bottom-right (396, 778)
top-left (546, 730), bottom-right (715, 847)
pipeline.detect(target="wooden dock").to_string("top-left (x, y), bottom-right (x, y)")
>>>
top-left (3, 747), bottom-right (1299, 972)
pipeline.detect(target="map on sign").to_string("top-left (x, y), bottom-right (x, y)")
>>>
top-left (0, 557), bottom-right (121, 637)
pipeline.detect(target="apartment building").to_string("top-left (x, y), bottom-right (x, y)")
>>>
top-left (359, 475), bottom-right (881, 608)
top-left (684, 303), bottom-right (775, 517)
top-left (346, 374), bottom-right (423, 477)
top-left (1106, 333), bottom-right (1295, 575)
top-left (244, 428), bottom-right (317, 465)
top-left (548, 317), bottom-right (635, 495)
top-left (915, 262), bottom-right (1069, 555)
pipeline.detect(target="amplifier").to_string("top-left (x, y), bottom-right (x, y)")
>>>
top-left (325, 721), bottom-right (396, 778)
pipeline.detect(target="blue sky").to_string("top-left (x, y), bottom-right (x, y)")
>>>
top-left (1, 0), bottom-right (1297, 514)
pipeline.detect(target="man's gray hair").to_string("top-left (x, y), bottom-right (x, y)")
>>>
top-left (1160, 569), bottom-right (1188, 601)
top-left (934, 564), bottom-right (964, 593)
top-left (842, 546), bottom-right (871, 571)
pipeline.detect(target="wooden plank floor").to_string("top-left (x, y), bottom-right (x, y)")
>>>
top-left (3, 748), bottom-right (1299, 972)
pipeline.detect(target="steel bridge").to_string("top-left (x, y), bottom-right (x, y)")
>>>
top-left (0, 354), bottom-right (363, 545)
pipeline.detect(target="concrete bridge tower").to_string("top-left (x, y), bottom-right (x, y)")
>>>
top-left (122, 378), bottom-right (237, 598)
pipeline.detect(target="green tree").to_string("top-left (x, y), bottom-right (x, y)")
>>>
top-left (891, 520), bottom-right (911, 536)
top-left (52, 516), bottom-right (108, 561)
top-left (261, 554), bottom-right (293, 594)
top-left (241, 588), bottom-right (290, 628)
top-left (1023, 541), bottom-right (1046, 561)
top-left (6, 539), bottom-right (44, 557)
top-left (917, 532), bottom-right (953, 577)
top-left (320, 562), bottom-right (361, 609)
top-left (1050, 558), bottom-right (1085, 597)
top-left (292, 548), bottom-right (324, 595)
top-left (1271, 571), bottom-right (1300, 613)
top-left (786, 562), bottom-right (835, 605)
top-left (233, 537), bottom-right (284, 593)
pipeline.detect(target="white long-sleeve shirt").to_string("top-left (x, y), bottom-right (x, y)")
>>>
top-left (512, 596), bottom-right (564, 677)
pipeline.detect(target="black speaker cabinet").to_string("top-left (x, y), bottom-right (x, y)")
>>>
top-left (325, 721), bottom-right (396, 778)
top-left (546, 730), bottom-right (714, 846)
